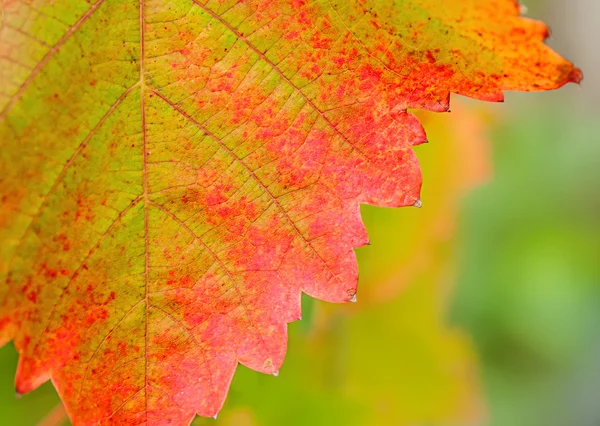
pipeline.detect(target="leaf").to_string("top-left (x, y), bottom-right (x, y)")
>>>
top-left (190, 99), bottom-right (491, 426)
top-left (0, 0), bottom-right (580, 424)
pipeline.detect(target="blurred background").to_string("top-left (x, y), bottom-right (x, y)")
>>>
top-left (1, 0), bottom-right (598, 425)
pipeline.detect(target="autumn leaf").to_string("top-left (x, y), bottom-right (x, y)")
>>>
top-left (191, 100), bottom-right (491, 426)
top-left (0, 0), bottom-right (580, 424)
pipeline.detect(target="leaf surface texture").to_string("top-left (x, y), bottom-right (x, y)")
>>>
top-left (0, 0), bottom-right (580, 424)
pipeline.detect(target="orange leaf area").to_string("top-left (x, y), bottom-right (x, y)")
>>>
top-left (0, 0), bottom-right (579, 424)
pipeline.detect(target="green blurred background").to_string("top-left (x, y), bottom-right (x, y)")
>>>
top-left (1, 1), bottom-right (598, 425)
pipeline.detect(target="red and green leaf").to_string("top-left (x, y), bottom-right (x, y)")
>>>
top-left (0, 0), bottom-right (580, 424)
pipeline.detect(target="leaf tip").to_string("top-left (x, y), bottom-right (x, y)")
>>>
top-left (413, 199), bottom-right (423, 208)
top-left (349, 294), bottom-right (357, 303)
top-left (568, 67), bottom-right (584, 85)
top-left (273, 370), bottom-right (279, 377)
top-left (15, 391), bottom-right (22, 399)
